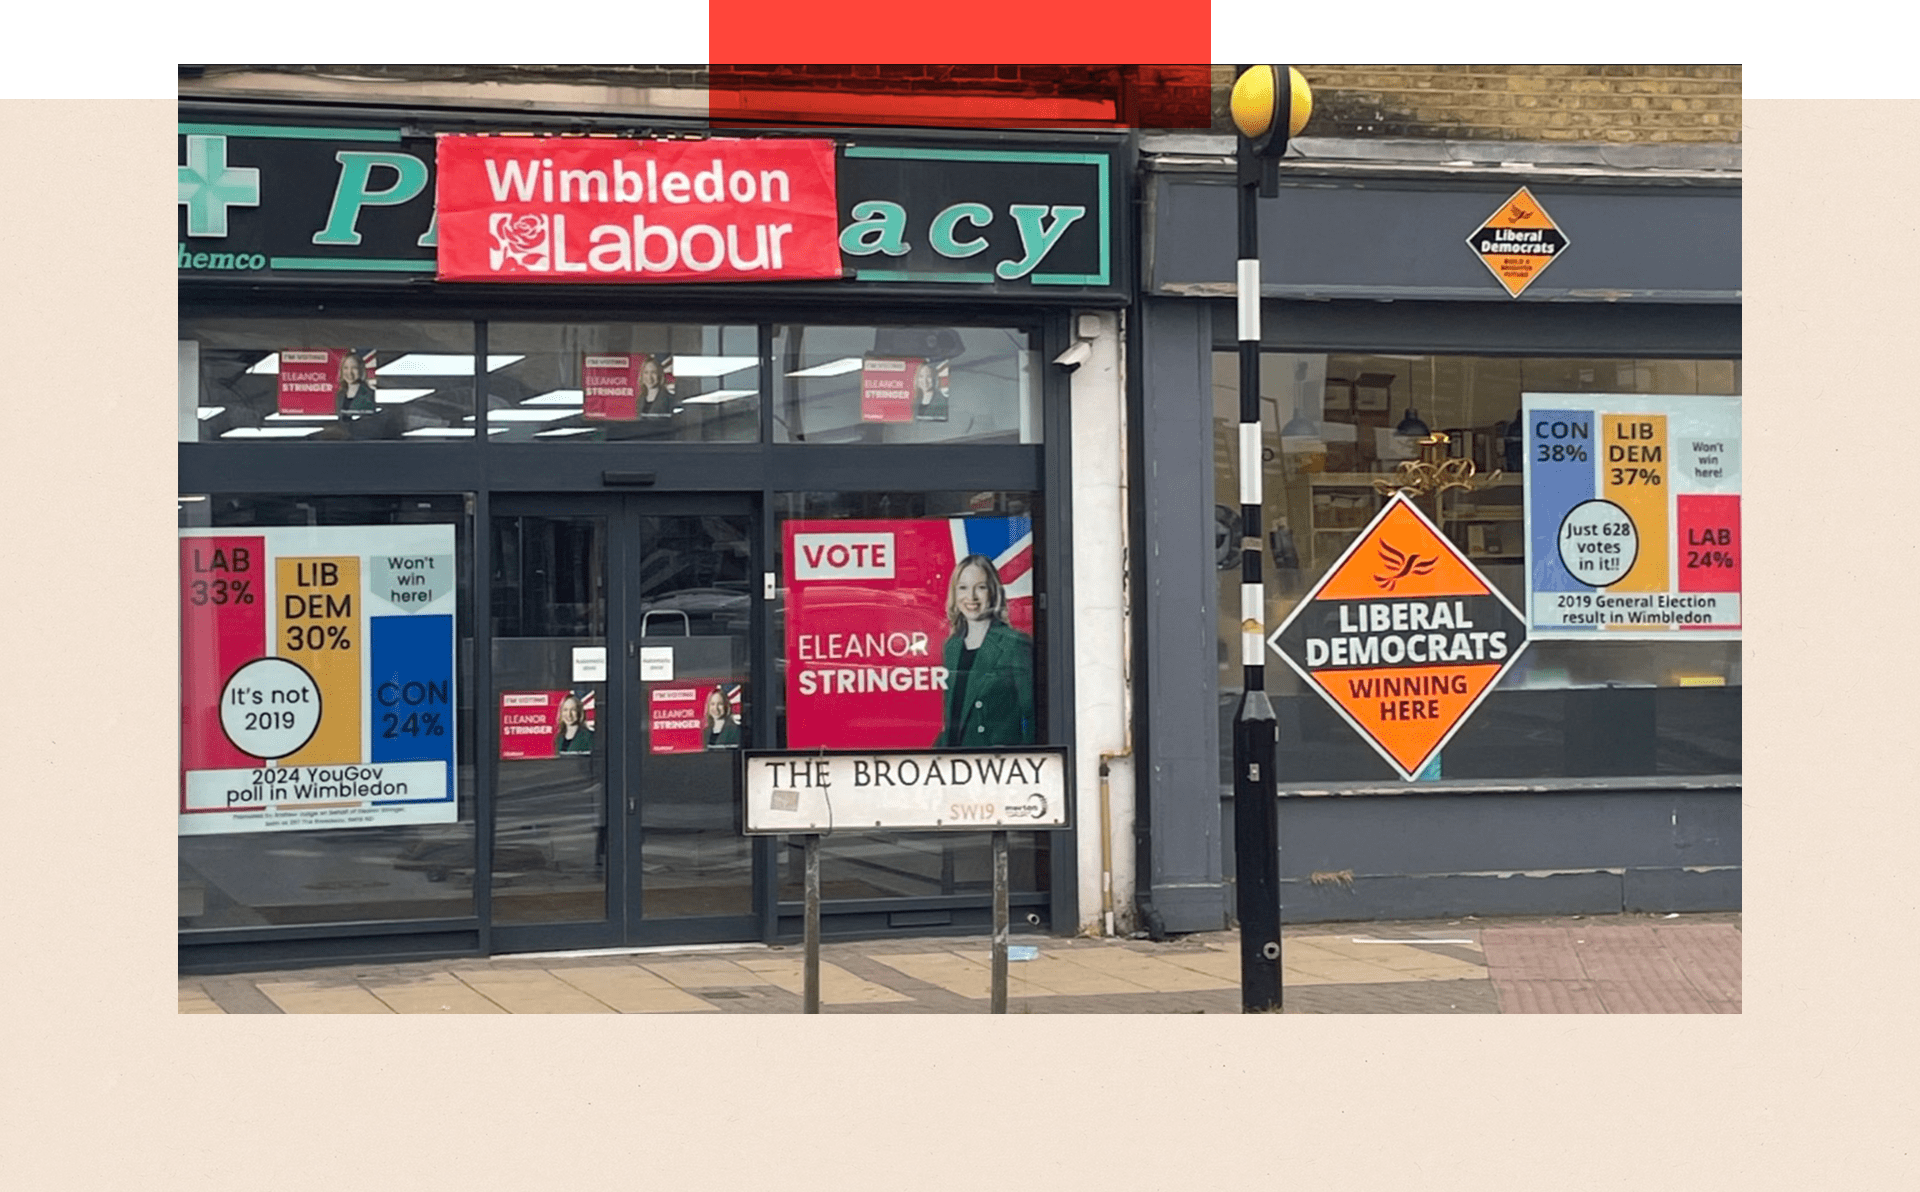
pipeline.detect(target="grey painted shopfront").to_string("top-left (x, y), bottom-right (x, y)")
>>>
top-left (1131, 135), bottom-right (1742, 931)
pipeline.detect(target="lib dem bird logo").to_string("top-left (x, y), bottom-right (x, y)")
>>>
top-left (1373, 541), bottom-right (1436, 592)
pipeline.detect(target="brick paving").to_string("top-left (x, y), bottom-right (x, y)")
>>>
top-left (1480, 920), bottom-right (1743, 1014)
top-left (180, 911), bottom-right (1737, 1015)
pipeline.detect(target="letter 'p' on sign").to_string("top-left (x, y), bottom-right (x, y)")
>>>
top-left (793, 533), bottom-right (896, 580)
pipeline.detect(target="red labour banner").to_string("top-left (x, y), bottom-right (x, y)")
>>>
top-left (435, 135), bottom-right (841, 284)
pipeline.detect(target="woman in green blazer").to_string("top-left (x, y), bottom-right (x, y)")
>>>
top-left (335, 350), bottom-right (377, 413)
top-left (934, 554), bottom-right (1034, 747)
top-left (703, 686), bottom-right (742, 750)
top-left (553, 693), bottom-right (594, 755)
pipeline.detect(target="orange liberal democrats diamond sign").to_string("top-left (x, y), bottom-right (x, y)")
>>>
top-left (1467, 185), bottom-right (1568, 297)
top-left (1267, 492), bottom-right (1530, 780)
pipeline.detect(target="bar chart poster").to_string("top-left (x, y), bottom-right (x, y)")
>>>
top-left (179, 524), bottom-right (458, 834)
top-left (1522, 393), bottom-right (1740, 638)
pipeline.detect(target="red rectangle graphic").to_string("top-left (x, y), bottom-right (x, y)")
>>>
top-left (180, 536), bottom-right (269, 787)
top-left (435, 136), bottom-right (841, 284)
top-left (1676, 494), bottom-right (1740, 593)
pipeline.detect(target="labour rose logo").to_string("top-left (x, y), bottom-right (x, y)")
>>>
top-left (488, 213), bottom-right (551, 272)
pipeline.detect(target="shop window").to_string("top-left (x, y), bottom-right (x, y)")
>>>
top-left (1212, 352), bottom-right (1742, 784)
top-left (771, 489), bottom-right (1048, 901)
top-left (179, 319), bottom-right (477, 442)
top-left (176, 494), bottom-right (476, 931)
top-left (484, 322), bottom-right (760, 443)
top-left (772, 325), bottom-right (1041, 444)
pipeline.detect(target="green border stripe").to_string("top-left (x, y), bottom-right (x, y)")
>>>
top-left (1097, 155), bottom-right (1109, 284)
top-left (179, 123), bottom-right (403, 142)
top-left (267, 257), bottom-right (435, 272)
top-left (844, 146), bottom-right (1105, 165)
top-left (856, 269), bottom-right (998, 284)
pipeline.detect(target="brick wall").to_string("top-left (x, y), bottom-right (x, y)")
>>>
top-left (195, 64), bottom-right (1162, 97)
top-left (184, 65), bottom-right (1215, 128)
top-left (710, 65), bottom-right (1212, 126)
top-left (1212, 65), bottom-right (1743, 144)
top-left (188, 64), bottom-right (709, 88)
top-left (185, 65), bottom-right (1742, 142)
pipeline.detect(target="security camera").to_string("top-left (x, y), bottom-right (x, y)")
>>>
top-left (1051, 341), bottom-right (1092, 371)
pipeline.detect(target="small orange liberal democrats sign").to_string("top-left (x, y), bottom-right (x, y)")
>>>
top-left (1267, 492), bottom-right (1529, 780)
top-left (1467, 186), bottom-right (1568, 298)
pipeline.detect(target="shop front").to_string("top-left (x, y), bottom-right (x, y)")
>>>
top-left (1133, 135), bottom-right (1742, 929)
top-left (178, 102), bottom-right (1129, 970)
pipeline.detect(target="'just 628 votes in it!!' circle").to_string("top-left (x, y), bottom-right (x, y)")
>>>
top-left (219, 657), bottom-right (322, 759)
top-left (1557, 499), bottom-right (1639, 588)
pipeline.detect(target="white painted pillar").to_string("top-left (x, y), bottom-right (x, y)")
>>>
top-left (1067, 310), bottom-right (1135, 936)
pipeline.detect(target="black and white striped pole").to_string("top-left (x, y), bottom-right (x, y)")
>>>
top-left (1229, 64), bottom-right (1310, 1013)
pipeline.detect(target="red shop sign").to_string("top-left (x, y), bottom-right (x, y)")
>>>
top-left (435, 135), bottom-right (841, 284)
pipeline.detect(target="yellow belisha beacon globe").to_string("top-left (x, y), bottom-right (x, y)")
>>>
top-left (1231, 66), bottom-right (1313, 152)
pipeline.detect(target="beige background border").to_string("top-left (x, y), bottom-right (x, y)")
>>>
top-left (1, 95), bottom-right (1907, 1187)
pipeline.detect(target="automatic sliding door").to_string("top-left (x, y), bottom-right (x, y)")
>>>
top-left (627, 512), bottom-right (755, 927)
top-left (488, 510), bottom-right (614, 931)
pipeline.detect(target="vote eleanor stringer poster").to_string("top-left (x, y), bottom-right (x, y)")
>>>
top-left (784, 516), bottom-right (1033, 749)
top-left (179, 525), bottom-right (458, 834)
top-left (649, 681), bottom-right (743, 753)
top-left (499, 689), bottom-right (597, 759)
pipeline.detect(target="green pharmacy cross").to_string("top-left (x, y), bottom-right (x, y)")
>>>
top-left (178, 135), bottom-right (260, 237)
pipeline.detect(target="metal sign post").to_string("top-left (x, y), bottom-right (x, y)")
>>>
top-left (990, 830), bottom-right (1010, 1013)
top-left (803, 833), bottom-right (821, 1014)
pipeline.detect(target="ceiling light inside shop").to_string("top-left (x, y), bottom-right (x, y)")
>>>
top-left (244, 354), bottom-right (523, 376)
top-left (677, 389), bottom-right (757, 405)
top-left (404, 427), bottom-right (510, 437)
top-left (374, 389), bottom-right (437, 404)
top-left (196, 407), bottom-right (225, 420)
top-left (665, 355), bottom-right (757, 378)
top-left (221, 426), bottom-right (322, 439)
top-left (785, 357), bottom-right (864, 378)
top-left (380, 354), bottom-right (525, 375)
top-left (265, 413), bottom-right (339, 422)
top-left (534, 427), bottom-right (599, 437)
top-left (519, 389), bottom-right (586, 406)
top-left (467, 409), bottom-right (580, 423)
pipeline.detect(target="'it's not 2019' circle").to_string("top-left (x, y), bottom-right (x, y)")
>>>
top-left (1557, 499), bottom-right (1639, 588)
top-left (219, 657), bottom-right (322, 759)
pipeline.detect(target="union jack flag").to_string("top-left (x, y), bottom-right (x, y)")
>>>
top-left (949, 515), bottom-right (1034, 635)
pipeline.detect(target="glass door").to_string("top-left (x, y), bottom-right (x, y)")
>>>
top-left (488, 494), bottom-right (757, 951)
top-left (622, 509), bottom-right (755, 936)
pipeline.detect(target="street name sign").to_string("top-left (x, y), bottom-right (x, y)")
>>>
top-left (742, 748), bottom-right (1069, 834)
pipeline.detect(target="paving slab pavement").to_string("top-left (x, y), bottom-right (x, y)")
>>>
top-left (180, 911), bottom-right (1738, 1014)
